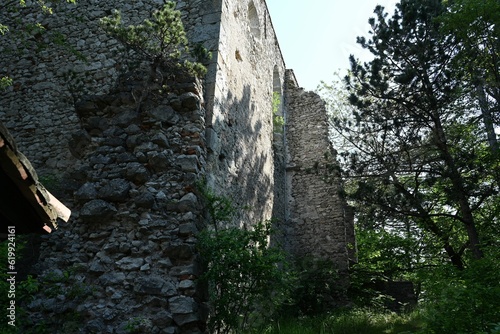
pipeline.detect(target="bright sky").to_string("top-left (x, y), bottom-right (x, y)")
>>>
top-left (266, 0), bottom-right (399, 91)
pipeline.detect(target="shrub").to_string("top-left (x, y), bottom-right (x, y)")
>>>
top-left (420, 254), bottom-right (500, 334)
top-left (281, 257), bottom-right (346, 317)
top-left (197, 183), bottom-right (293, 333)
top-left (101, 2), bottom-right (207, 112)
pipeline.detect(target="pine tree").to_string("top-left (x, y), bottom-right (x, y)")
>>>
top-left (336, 0), bottom-right (499, 268)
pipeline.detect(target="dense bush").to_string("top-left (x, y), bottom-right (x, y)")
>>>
top-left (420, 252), bottom-right (500, 334)
top-left (197, 183), bottom-right (294, 333)
top-left (281, 258), bottom-right (346, 317)
top-left (198, 221), bottom-right (294, 334)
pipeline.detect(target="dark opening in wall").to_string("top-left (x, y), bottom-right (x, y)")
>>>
top-left (272, 66), bottom-right (284, 133)
top-left (273, 66), bottom-right (283, 116)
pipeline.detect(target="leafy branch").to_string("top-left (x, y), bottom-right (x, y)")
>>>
top-left (196, 182), bottom-right (293, 333)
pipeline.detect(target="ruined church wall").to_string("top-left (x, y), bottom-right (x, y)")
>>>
top-left (0, 0), bottom-right (286, 227)
top-left (204, 0), bottom-right (287, 225)
top-left (0, 0), bottom-right (292, 331)
top-left (284, 71), bottom-right (352, 269)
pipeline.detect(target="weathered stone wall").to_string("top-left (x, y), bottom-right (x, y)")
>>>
top-left (284, 70), bottom-right (353, 269)
top-left (0, 0), bottom-right (220, 172)
top-left (205, 0), bottom-right (287, 225)
top-left (22, 73), bottom-right (209, 333)
top-left (0, 1), bottom-right (219, 332)
top-left (0, 0), bottom-right (286, 227)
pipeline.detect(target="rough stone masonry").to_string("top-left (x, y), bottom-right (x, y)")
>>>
top-left (0, 0), bottom-right (355, 332)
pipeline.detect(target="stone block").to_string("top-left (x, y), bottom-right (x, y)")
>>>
top-left (152, 310), bottom-right (173, 327)
top-left (125, 162), bottom-right (150, 184)
top-left (134, 192), bottom-right (155, 209)
top-left (134, 275), bottom-right (176, 296)
top-left (98, 272), bottom-right (126, 285)
top-left (74, 182), bottom-right (97, 201)
top-left (98, 179), bottom-right (131, 202)
top-left (176, 155), bottom-right (199, 173)
top-left (149, 104), bottom-right (180, 125)
top-left (180, 92), bottom-right (200, 111)
top-left (80, 199), bottom-right (117, 222)
top-left (148, 152), bottom-right (170, 172)
top-left (179, 222), bottom-right (198, 236)
top-left (169, 296), bottom-right (197, 314)
top-left (151, 133), bottom-right (169, 148)
top-left (177, 193), bottom-right (198, 212)
top-left (115, 257), bottom-right (144, 271)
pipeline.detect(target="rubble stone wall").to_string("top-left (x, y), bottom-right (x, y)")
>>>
top-left (23, 74), bottom-right (209, 333)
top-left (0, 1), bottom-right (219, 332)
top-left (284, 71), bottom-right (354, 268)
top-left (0, 0), bottom-right (220, 172)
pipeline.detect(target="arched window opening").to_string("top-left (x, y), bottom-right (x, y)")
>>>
top-left (273, 67), bottom-right (284, 132)
top-left (248, 1), bottom-right (261, 39)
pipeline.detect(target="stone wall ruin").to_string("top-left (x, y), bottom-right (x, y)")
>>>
top-left (0, 0), bottom-right (354, 332)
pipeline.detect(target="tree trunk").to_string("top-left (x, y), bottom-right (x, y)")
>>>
top-left (433, 116), bottom-right (484, 260)
top-left (391, 173), bottom-right (465, 269)
top-left (475, 79), bottom-right (499, 154)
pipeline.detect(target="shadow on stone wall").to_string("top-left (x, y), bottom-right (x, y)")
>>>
top-left (208, 84), bottom-right (273, 227)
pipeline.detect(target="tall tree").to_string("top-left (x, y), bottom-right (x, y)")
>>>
top-left (334, 0), bottom-right (499, 269)
top-left (440, 0), bottom-right (500, 153)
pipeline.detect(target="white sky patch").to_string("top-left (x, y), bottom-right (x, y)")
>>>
top-left (267, 0), bottom-right (399, 91)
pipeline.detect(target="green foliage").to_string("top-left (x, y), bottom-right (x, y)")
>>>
top-left (256, 308), bottom-right (424, 334)
top-left (419, 251), bottom-right (500, 334)
top-left (197, 180), bottom-right (235, 230)
top-left (439, 0), bottom-right (500, 155)
top-left (1, 76), bottom-right (13, 90)
top-left (439, 0), bottom-right (500, 86)
top-left (198, 221), bottom-right (293, 333)
top-left (100, 2), bottom-right (207, 78)
top-left (282, 258), bottom-right (344, 317)
top-left (125, 317), bottom-right (152, 333)
top-left (0, 23), bottom-right (8, 35)
top-left (331, 0), bottom-right (499, 273)
top-left (190, 42), bottom-right (213, 64)
top-left (320, 2), bottom-right (500, 332)
top-left (197, 184), bottom-right (293, 333)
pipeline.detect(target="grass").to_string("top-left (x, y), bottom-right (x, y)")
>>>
top-left (254, 308), bottom-right (424, 334)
